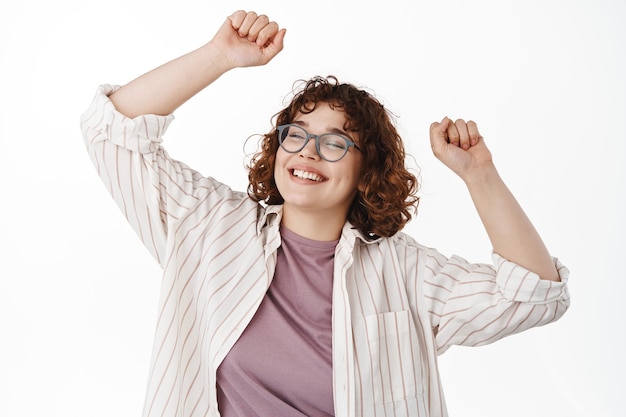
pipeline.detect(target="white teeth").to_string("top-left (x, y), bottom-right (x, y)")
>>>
top-left (293, 169), bottom-right (323, 182)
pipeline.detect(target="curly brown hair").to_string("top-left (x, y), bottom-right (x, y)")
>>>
top-left (247, 76), bottom-right (419, 238)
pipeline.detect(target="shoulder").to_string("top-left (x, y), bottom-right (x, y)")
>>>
top-left (353, 230), bottom-right (439, 264)
top-left (381, 231), bottom-right (433, 256)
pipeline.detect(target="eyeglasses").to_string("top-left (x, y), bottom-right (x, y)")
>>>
top-left (277, 124), bottom-right (362, 162)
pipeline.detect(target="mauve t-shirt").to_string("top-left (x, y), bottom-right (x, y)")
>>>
top-left (216, 225), bottom-right (337, 416)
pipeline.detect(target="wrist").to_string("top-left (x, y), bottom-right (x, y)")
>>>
top-left (462, 161), bottom-right (501, 190)
top-left (199, 41), bottom-right (237, 74)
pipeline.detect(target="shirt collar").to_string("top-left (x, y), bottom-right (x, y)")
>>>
top-left (341, 222), bottom-right (382, 244)
top-left (257, 204), bottom-right (282, 235)
top-left (258, 204), bottom-right (382, 246)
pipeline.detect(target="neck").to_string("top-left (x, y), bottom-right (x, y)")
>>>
top-left (281, 204), bottom-right (347, 241)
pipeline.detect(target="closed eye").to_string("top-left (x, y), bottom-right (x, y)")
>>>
top-left (288, 132), bottom-right (306, 140)
top-left (325, 141), bottom-right (347, 150)
top-left (322, 135), bottom-right (348, 150)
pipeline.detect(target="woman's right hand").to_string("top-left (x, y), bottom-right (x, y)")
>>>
top-left (210, 10), bottom-right (286, 69)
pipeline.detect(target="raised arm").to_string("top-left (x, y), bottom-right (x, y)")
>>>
top-left (109, 10), bottom-right (286, 118)
top-left (429, 117), bottom-right (560, 282)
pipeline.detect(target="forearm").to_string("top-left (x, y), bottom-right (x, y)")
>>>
top-left (464, 163), bottom-right (560, 282)
top-left (109, 42), bottom-right (232, 118)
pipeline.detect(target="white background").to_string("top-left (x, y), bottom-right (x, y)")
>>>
top-left (1, 0), bottom-right (624, 416)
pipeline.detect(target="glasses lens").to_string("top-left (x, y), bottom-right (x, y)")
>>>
top-left (278, 125), bottom-right (352, 162)
top-left (279, 125), bottom-right (307, 153)
top-left (319, 134), bottom-right (350, 162)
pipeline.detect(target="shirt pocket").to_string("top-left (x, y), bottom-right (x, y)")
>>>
top-left (365, 310), bottom-right (420, 405)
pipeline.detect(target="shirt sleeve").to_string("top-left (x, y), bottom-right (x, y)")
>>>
top-left (422, 249), bottom-right (570, 354)
top-left (80, 84), bottom-right (238, 267)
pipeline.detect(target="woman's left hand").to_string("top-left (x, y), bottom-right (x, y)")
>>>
top-left (429, 117), bottom-right (494, 181)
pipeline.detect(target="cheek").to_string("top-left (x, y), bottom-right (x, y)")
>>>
top-left (274, 149), bottom-right (287, 174)
top-left (353, 161), bottom-right (365, 191)
top-left (273, 150), bottom-right (293, 191)
top-left (352, 159), bottom-right (364, 181)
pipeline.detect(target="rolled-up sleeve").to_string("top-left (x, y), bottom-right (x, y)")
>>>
top-left (423, 249), bottom-right (570, 354)
top-left (80, 85), bottom-right (228, 267)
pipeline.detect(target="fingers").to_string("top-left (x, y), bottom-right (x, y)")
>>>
top-left (264, 28), bottom-right (286, 57)
top-left (256, 23), bottom-right (282, 47)
top-left (229, 10), bottom-right (251, 34)
top-left (432, 117), bottom-right (481, 150)
top-left (466, 120), bottom-right (480, 146)
top-left (229, 11), bottom-right (280, 45)
top-left (447, 119), bottom-right (461, 147)
top-left (455, 119), bottom-right (480, 149)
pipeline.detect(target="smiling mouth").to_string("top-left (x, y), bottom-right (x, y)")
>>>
top-left (291, 169), bottom-right (326, 182)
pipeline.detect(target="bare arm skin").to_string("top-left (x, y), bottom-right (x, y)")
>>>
top-left (109, 10), bottom-right (286, 118)
top-left (430, 117), bottom-right (560, 282)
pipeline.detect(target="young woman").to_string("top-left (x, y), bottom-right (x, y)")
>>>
top-left (81, 10), bottom-right (570, 417)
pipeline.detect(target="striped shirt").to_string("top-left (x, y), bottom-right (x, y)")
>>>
top-left (80, 84), bottom-right (570, 417)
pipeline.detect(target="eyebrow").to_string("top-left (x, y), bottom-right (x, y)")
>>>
top-left (291, 120), bottom-right (352, 138)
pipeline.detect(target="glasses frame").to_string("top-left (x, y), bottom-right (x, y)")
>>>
top-left (276, 124), bottom-right (362, 162)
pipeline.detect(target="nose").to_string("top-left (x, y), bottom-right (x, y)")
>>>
top-left (298, 137), bottom-right (320, 160)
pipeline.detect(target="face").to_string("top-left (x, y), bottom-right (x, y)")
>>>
top-left (273, 102), bottom-right (363, 221)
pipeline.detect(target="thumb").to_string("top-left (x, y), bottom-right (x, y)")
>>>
top-left (430, 116), bottom-right (450, 137)
top-left (262, 28), bottom-right (286, 60)
top-left (429, 116), bottom-right (450, 153)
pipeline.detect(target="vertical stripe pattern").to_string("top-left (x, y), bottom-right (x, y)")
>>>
top-left (81, 85), bottom-right (570, 417)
